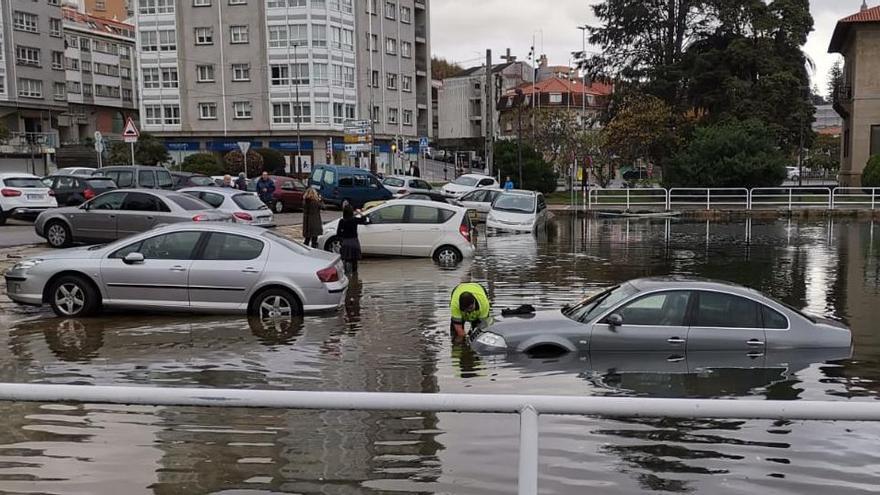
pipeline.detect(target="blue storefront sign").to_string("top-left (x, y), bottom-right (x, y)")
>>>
top-left (165, 141), bottom-right (200, 152)
top-left (332, 142), bottom-right (346, 152)
top-left (208, 140), bottom-right (263, 152)
top-left (269, 140), bottom-right (314, 151)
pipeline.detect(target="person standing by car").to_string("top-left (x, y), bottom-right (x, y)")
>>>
top-left (255, 171), bottom-right (276, 206)
top-left (337, 201), bottom-right (370, 275)
top-left (221, 175), bottom-right (234, 188)
top-left (503, 177), bottom-right (514, 190)
top-left (302, 187), bottom-right (323, 248)
top-left (450, 282), bottom-right (491, 339)
top-left (235, 172), bottom-right (248, 191)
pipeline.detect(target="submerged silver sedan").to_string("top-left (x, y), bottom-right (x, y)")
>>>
top-left (472, 278), bottom-right (852, 355)
top-left (5, 223), bottom-right (347, 318)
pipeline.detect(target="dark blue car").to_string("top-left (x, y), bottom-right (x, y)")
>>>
top-left (308, 165), bottom-right (392, 208)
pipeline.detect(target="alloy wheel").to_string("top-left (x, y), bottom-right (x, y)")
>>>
top-left (329, 239), bottom-right (342, 254)
top-left (47, 224), bottom-right (67, 247)
top-left (54, 283), bottom-right (85, 316)
top-left (436, 248), bottom-right (460, 265)
top-left (274, 201), bottom-right (284, 213)
top-left (259, 295), bottom-right (292, 319)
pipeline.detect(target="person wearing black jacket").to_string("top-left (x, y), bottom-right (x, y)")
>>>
top-left (337, 201), bottom-right (370, 275)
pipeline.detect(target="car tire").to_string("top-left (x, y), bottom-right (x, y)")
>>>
top-left (48, 275), bottom-right (101, 318)
top-left (274, 200), bottom-right (285, 214)
top-left (0, 209), bottom-right (6, 226)
top-left (325, 236), bottom-right (342, 253)
top-left (433, 245), bottom-right (462, 265)
top-left (45, 221), bottom-right (72, 248)
top-left (249, 287), bottom-right (303, 319)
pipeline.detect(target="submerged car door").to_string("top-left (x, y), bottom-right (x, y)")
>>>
top-left (361, 204), bottom-right (406, 255)
top-left (188, 232), bottom-right (268, 310)
top-left (401, 205), bottom-right (454, 256)
top-left (590, 290), bottom-right (693, 352)
top-left (686, 291), bottom-right (767, 353)
top-left (100, 231), bottom-right (203, 308)
top-left (116, 192), bottom-right (166, 238)
top-left (73, 191), bottom-right (127, 242)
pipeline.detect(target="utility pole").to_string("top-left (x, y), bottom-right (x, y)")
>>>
top-left (515, 88), bottom-right (524, 187)
top-left (485, 49), bottom-right (494, 177)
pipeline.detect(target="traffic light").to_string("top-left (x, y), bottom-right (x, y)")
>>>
top-left (391, 141), bottom-right (398, 153)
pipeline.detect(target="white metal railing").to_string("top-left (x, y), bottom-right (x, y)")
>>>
top-left (832, 188), bottom-right (879, 210)
top-left (2, 384), bottom-right (880, 495)
top-left (749, 187), bottom-right (833, 210)
top-left (587, 188), bottom-right (668, 210)
top-left (668, 188), bottom-right (749, 210)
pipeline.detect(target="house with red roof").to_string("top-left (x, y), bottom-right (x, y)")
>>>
top-left (828, 2), bottom-right (880, 186)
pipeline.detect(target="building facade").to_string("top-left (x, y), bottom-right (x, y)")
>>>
top-left (829, 4), bottom-right (880, 186)
top-left (81, 0), bottom-right (130, 20)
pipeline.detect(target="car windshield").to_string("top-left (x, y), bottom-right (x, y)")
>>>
top-left (190, 175), bottom-right (215, 186)
top-left (563, 284), bottom-right (639, 323)
top-left (233, 193), bottom-right (267, 211)
top-left (451, 176), bottom-right (478, 187)
top-left (263, 230), bottom-right (310, 255)
top-left (86, 179), bottom-right (116, 188)
top-left (384, 177), bottom-right (405, 187)
top-left (167, 194), bottom-right (211, 211)
top-left (493, 194), bottom-right (536, 213)
top-left (4, 178), bottom-right (44, 188)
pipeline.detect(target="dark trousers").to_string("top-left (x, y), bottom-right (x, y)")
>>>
top-left (304, 236), bottom-right (318, 248)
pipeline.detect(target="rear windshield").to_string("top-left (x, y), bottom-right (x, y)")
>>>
top-left (3, 178), bottom-right (44, 188)
top-left (86, 179), bottom-right (116, 189)
top-left (384, 177), bottom-right (405, 187)
top-left (190, 175), bottom-right (215, 186)
top-left (167, 194), bottom-right (211, 211)
top-left (232, 193), bottom-right (267, 211)
top-left (263, 230), bottom-right (310, 255)
top-left (452, 176), bottom-right (478, 187)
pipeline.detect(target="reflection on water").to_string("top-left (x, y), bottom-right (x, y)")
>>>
top-left (0, 217), bottom-right (879, 494)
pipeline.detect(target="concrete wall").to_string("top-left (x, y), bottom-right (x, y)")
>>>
top-left (839, 25), bottom-right (880, 186)
top-left (437, 77), bottom-right (480, 140)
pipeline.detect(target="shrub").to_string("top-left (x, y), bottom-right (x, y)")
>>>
top-left (255, 148), bottom-right (286, 174)
top-left (863, 155), bottom-right (880, 188)
top-left (493, 140), bottom-right (558, 193)
top-left (181, 153), bottom-right (224, 176)
top-left (223, 150), bottom-right (264, 177)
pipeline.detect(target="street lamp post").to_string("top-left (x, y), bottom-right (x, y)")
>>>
top-left (515, 88), bottom-right (524, 187)
top-left (294, 43), bottom-right (303, 174)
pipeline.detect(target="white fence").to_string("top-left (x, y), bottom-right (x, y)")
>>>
top-left (586, 187), bottom-right (880, 211)
top-left (2, 383), bottom-right (880, 495)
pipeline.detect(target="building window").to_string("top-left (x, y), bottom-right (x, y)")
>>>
top-left (273, 103), bottom-right (290, 123)
top-left (18, 78), bottom-right (43, 98)
top-left (51, 51), bottom-right (64, 70)
top-left (229, 0), bottom-right (247, 4)
top-left (15, 46), bottom-right (41, 67)
top-left (232, 63), bottom-right (250, 81)
top-left (871, 125), bottom-right (880, 158)
top-left (196, 64), bottom-right (215, 82)
top-left (82, 61), bottom-right (92, 72)
top-left (268, 26), bottom-right (288, 48)
top-left (388, 107), bottom-right (398, 124)
top-left (333, 102), bottom-right (345, 124)
top-left (293, 102), bottom-right (311, 123)
top-left (400, 5), bottom-right (411, 23)
top-left (402, 75), bottom-right (412, 92)
top-left (159, 30), bottom-right (177, 51)
top-left (54, 82), bottom-right (67, 101)
top-left (401, 41), bottom-right (412, 58)
top-left (199, 102), bottom-right (218, 120)
top-left (144, 105), bottom-right (162, 125)
top-left (371, 105), bottom-right (380, 122)
top-left (194, 0), bottom-right (212, 5)
top-left (331, 64), bottom-right (344, 86)
top-left (143, 67), bottom-right (160, 88)
top-left (313, 0), bottom-right (326, 8)
top-left (346, 104), bottom-right (355, 120)
top-left (385, 37), bottom-right (397, 55)
top-left (121, 67), bottom-right (132, 79)
top-left (233, 101), bottom-right (252, 119)
top-left (344, 67), bottom-right (355, 88)
top-left (342, 29), bottom-right (354, 50)
top-left (340, 0), bottom-right (353, 13)
top-left (164, 105), bottom-right (181, 125)
top-left (141, 31), bottom-right (158, 51)
top-left (367, 33), bottom-right (378, 51)
top-left (49, 18), bottom-right (62, 37)
top-left (195, 27), bottom-right (214, 45)
top-left (83, 84), bottom-right (93, 96)
top-left (65, 57), bottom-right (80, 70)
top-left (371, 70), bottom-right (379, 87)
top-left (271, 64), bottom-right (289, 86)
top-left (230, 26), bottom-right (249, 44)
top-left (268, 0), bottom-right (306, 6)
top-left (367, 0), bottom-right (377, 15)
top-left (139, 0), bottom-right (175, 14)
top-left (315, 102), bottom-right (330, 124)
top-left (123, 89), bottom-right (133, 102)
top-left (161, 67), bottom-right (179, 88)
top-left (290, 24), bottom-right (308, 46)
top-left (386, 72), bottom-right (397, 90)
top-left (292, 63), bottom-right (310, 85)
top-left (312, 24), bottom-right (327, 48)
top-left (313, 63), bottom-right (328, 85)
top-left (66, 35), bottom-right (79, 49)
top-left (67, 81), bottom-right (81, 94)
top-left (403, 109), bottom-right (413, 126)
top-left (13, 12), bottom-right (38, 33)
top-left (385, 1), bottom-right (396, 19)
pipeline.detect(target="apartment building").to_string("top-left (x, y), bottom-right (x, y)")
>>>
top-left (0, 0), bottom-right (68, 173)
top-left (355, 0), bottom-right (431, 167)
top-left (60, 7), bottom-right (138, 144)
top-left (81, 0), bottom-right (130, 20)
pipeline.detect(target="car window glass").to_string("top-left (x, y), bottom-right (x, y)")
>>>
top-left (339, 175), bottom-right (354, 188)
top-left (58, 177), bottom-right (76, 188)
top-left (355, 175), bottom-right (371, 187)
top-left (323, 169), bottom-right (336, 186)
top-left (89, 191), bottom-right (127, 210)
top-left (4, 177), bottom-right (44, 188)
top-left (408, 205), bottom-right (443, 224)
top-left (122, 192), bottom-right (165, 212)
top-left (614, 291), bottom-right (692, 326)
top-left (695, 292), bottom-right (760, 328)
top-left (115, 171), bottom-right (134, 187)
top-left (369, 176), bottom-right (382, 188)
top-left (157, 170), bottom-right (173, 188)
top-left (42, 177), bottom-right (55, 187)
top-left (416, 180), bottom-right (431, 190)
top-left (762, 305), bottom-right (788, 329)
top-left (438, 209), bottom-right (455, 223)
top-left (310, 169), bottom-right (324, 184)
top-left (563, 284), bottom-right (639, 323)
top-left (370, 205), bottom-right (406, 224)
top-left (87, 179), bottom-right (116, 189)
top-left (384, 177), bottom-right (405, 187)
top-left (201, 192), bottom-right (225, 208)
top-left (233, 193), bottom-right (266, 210)
top-left (479, 178), bottom-right (495, 186)
top-left (167, 193), bottom-right (211, 211)
top-left (462, 190), bottom-right (484, 202)
top-left (138, 170), bottom-right (156, 188)
top-left (201, 233), bottom-right (264, 261)
top-left (487, 191), bottom-right (502, 202)
top-left (537, 195), bottom-right (546, 211)
top-left (190, 175), bottom-right (215, 187)
top-left (139, 231), bottom-right (202, 260)
top-left (111, 240), bottom-right (143, 259)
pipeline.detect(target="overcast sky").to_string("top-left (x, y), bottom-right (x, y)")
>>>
top-left (431, 0), bottom-right (862, 96)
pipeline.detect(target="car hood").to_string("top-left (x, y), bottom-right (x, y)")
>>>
top-left (443, 184), bottom-right (473, 194)
top-left (486, 310), bottom-right (584, 339)
top-left (488, 209), bottom-right (536, 223)
top-left (30, 244), bottom-right (103, 260)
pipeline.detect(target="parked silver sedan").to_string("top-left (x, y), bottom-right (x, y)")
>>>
top-left (472, 278), bottom-right (852, 355)
top-left (35, 189), bottom-right (231, 248)
top-left (5, 223), bottom-right (348, 318)
top-left (179, 187), bottom-right (275, 227)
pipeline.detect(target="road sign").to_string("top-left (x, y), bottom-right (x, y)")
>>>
top-left (122, 117), bottom-right (139, 143)
top-left (94, 140), bottom-right (104, 153)
top-left (419, 137), bottom-right (429, 149)
top-left (237, 141), bottom-right (251, 154)
top-left (94, 131), bottom-right (103, 142)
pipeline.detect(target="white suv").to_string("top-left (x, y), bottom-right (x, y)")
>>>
top-left (318, 199), bottom-right (475, 264)
top-left (0, 173), bottom-right (57, 225)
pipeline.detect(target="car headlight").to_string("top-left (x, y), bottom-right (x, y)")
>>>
top-left (12, 259), bottom-right (43, 271)
top-left (475, 332), bottom-right (507, 348)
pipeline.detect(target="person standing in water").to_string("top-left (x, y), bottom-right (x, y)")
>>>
top-left (337, 201), bottom-right (370, 275)
top-left (302, 187), bottom-right (323, 248)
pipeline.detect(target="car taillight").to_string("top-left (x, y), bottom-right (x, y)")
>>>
top-left (398, 189), bottom-right (407, 195)
top-left (83, 188), bottom-right (95, 200)
top-left (192, 214), bottom-right (209, 222)
top-left (317, 266), bottom-right (339, 283)
top-left (1, 188), bottom-right (21, 197)
top-left (233, 212), bottom-right (253, 221)
top-left (48, 190), bottom-right (55, 197)
top-left (459, 221), bottom-right (471, 242)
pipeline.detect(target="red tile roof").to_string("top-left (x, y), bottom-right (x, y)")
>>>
top-left (829, 6), bottom-right (880, 53)
top-left (840, 5), bottom-right (880, 23)
top-left (505, 77), bottom-right (613, 97)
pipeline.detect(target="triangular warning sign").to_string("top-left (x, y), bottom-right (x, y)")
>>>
top-left (122, 117), bottom-right (140, 138)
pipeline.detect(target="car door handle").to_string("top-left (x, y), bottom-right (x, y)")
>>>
top-left (747, 351), bottom-right (765, 359)
top-left (667, 355), bottom-right (685, 363)
top-left (667, 337), bottom-right (686, 344)
top-left (747, 339), bottom-right (765, 346)
top-left (169, 266), bottom-right (187, 272)
top-left (241, 268), bottom-right (259, 273)
top-left (146, 216), bottom-right (155, 220)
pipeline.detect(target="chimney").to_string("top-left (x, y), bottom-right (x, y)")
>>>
top-left (862, 1), bottom-right (869, 11)
top-left (539, 54), bottom-right (548, 69)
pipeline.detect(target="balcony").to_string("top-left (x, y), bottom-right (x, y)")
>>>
top-left (414, 0), bottom-right (425, 10)
top-left (0, 132), bottom-right (59, 154)
top-left (832, 84), bottom-right (853, 118)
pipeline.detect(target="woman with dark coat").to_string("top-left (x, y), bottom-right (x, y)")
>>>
top-left (337, 201), bottom-right (370, 275)
top-left (302, 187), bottom-right (323, 248)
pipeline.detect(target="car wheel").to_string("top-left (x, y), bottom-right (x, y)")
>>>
top-left (48, 275), bottom-right (100, 317)
top-left (0, 210), bottom-right (6, 226)
top-left (433, 245), bottom-right (462, 265)
top-left (249, 287), bottom-right (303, 319)
top-left (46, 221), bottom-right (72, 248)
top-left (274, 200), bottom-right (285, 213)
top-left (325, 236), bottom-right (342, 254)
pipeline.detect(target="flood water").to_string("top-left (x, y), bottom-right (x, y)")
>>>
top-left (0, 216), bottom-right (879, 494)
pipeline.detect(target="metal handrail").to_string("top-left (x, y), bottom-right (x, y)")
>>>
top-left (668, 188), bottom-right (749, 210)
top-left (749, 187), bottom-right (833, 210)
top-left (587, 188), bottom-right (668, 210)
top-left (2, 384), bottom-right (880, 495)
top-left (832, 187), bottom-right (878, 210)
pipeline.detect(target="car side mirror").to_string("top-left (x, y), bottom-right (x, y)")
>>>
top-left (81, 202), bottom-right (91, 211)
top-left (123, 252), bottom-right (145, 265)
top-left (606, 314), bottom-right (623, 327)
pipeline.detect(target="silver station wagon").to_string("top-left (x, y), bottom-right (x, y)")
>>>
top-left (472, 278), bottom-right (852, 355)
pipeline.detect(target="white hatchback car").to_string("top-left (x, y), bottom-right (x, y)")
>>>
top-left (382, 175), bottom-right (434, 197)
top-left (486, 190), bottom-right (550, 233)
top-left (0, 173), bottom-right (58, 225)
top-left (459, 188), bottom-right (503, 223)
top-left (441, 174), bottom-right (500, 198)
top-left (318, 199), bottom-right (475, 263)
top-left (179, 187), bottom-right (275, 227)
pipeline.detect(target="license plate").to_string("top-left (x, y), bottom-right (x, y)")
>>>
top-left (27, 194), bottom-right (43, 200)
top-left (256, 217), bottom-right (269, 224)
top-left (9, 283), bottom-right (20, 294)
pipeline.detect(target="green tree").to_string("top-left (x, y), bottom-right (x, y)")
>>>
top-left (806, 134), bottom-right (840, 175)
top-left (601, 94), bottom-right (680, 170)
top-left (493, 140), bottom-right (557, 194)
top-left (0, 122), bottom-right (9, 143)
top-left (181, 153), bottom-right (224, 176)
top-left (107, 132), bottom-right (170, 166)
top-left (255, 148), bottom-right (286, 174)
top-left (223, 150), bottom-right (264, 177)
top-left (827, 60), bottom-right (843, 100)
top-left (664, 119), bottom-right (787, 188)
top-left (862, 155), bottom-right (880, 188)
top-left (431, 57), bottom-right (464, 80)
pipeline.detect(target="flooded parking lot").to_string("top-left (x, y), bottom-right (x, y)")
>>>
top-left (0, 216), bottom-right (879, 494)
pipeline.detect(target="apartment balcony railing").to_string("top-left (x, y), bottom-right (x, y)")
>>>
top-left (1, 132), bottom-right (59, 152)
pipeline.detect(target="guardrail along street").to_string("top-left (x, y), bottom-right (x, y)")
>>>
top-left (585, 187), bottom-right (880, 211)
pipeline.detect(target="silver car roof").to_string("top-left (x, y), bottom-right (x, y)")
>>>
top-left (179, 187), bottom-right (256, 197)
top-left (143, 221), bottom-right (274, 237)
top-left (627, 277), bottom-right (767, 299)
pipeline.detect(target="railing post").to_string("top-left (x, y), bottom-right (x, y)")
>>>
top-left (788, 188), bottom-right (793, 210)
top-left (665, 189), bottom-right (671, 211)
top-left (747, 189), bottom-right (752, 211)
top-left (828, 188), bottom-right (833, 210)
top-left (873, 189), bottom-right (876, 211)
top-left (626, 189), bottom-right (630, 210)
top-left (518, 405), bottom-right (539, 495)
top-left (706, 189), bottom-right (711, 211)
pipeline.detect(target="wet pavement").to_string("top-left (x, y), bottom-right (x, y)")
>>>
top-left (0, 216), bottom-right (879, 494)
